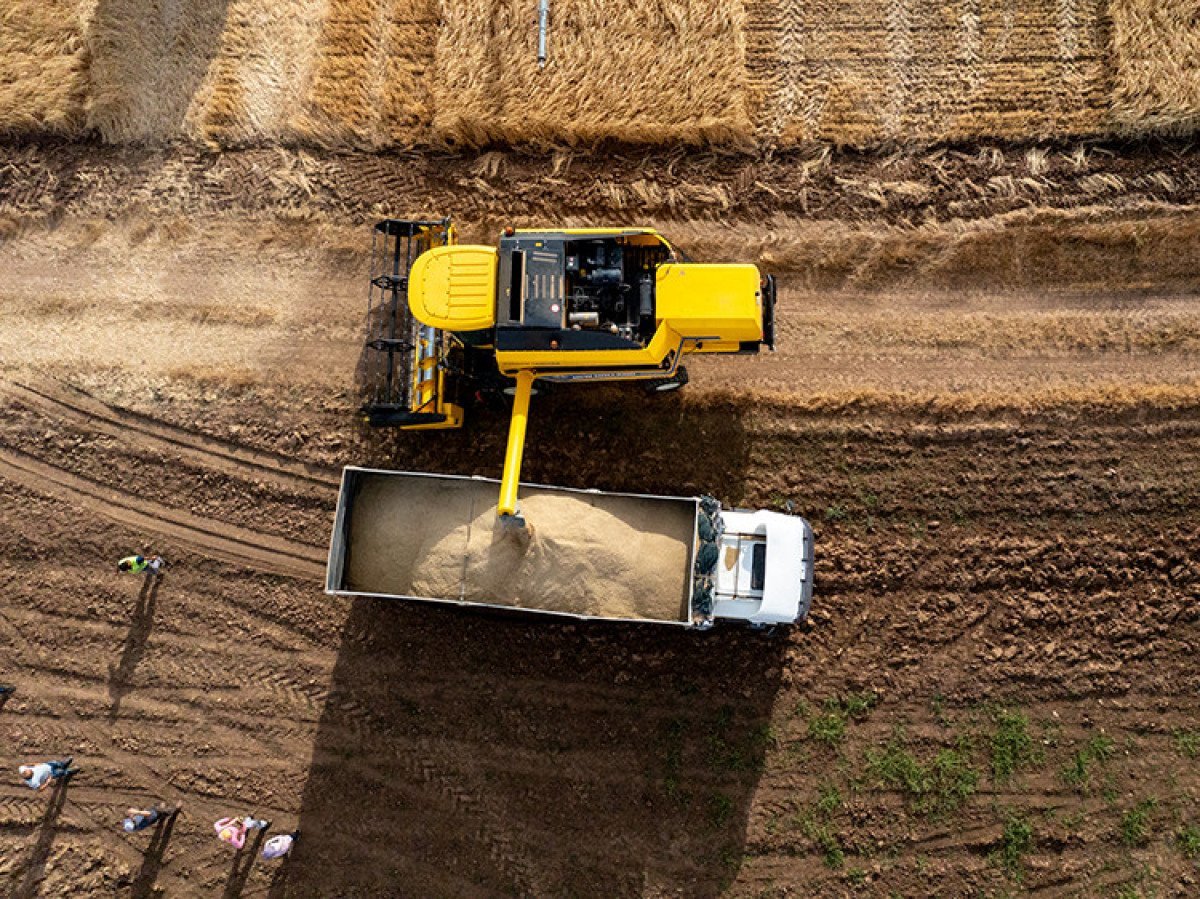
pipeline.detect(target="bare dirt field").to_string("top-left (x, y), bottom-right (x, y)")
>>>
top-left (1, 142), bottom-right (1199, 897)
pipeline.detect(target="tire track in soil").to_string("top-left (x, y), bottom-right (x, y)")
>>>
top-left (0, 432), bottom-right (547, 893)
top-left (0, 380), bottom-right (340, 492)
top-left (0, 622), bottom-right (308, 897)
top-left (1, 604), bottom-right (335, 722)
top-left (304, 705), bottom-right (554, 895)
top-left (0, 633), bottom-right (210, 896)
top-left (0, 800), bottom-right (195, 896)
top-left (0, 609), bottom-right (296, 818)
top-left (2, 602), bottom-right (333, 681)
top-left (0, 446), bottom-right (326, 580)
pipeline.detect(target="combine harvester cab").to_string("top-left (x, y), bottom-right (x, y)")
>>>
top-left (326, 468), bottom-right (814, 628)
top-left (341, 217), bottom-right (814, 627)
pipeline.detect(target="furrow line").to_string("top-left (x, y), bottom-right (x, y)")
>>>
top-left (0, 446), bottom-right (326, 581)
top-left (2, 380), bottom-right (340, 491)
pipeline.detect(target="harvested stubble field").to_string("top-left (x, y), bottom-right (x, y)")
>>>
top-left (0, 140), bottom-right (1198, 896)
top-left (5, 0), bottom-right (1200, 147)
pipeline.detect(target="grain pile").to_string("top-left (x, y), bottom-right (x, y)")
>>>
top-left (344, 475), bottom-right (695, 621)
top-left (1110, 0), bottom-right (1200, 135)
top-left (431, 0), bottom-right (753, 147)
top-left (746, 0), bottom-right (1109, 145)
top-left (0, 0), bottom-right (90, 137)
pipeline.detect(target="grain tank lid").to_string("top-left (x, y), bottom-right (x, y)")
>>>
top-left (654, 263), bottom-right (763, 343)
top-left (408, 245), bottom-right (498, 331)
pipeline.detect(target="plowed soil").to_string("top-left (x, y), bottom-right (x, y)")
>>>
top-left (1, 143), bottom-right (1199, 897)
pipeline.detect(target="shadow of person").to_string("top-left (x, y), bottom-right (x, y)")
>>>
top-left (223, 827), bottom-right (267, 899)
top-left (108, 575), bottom-right (161, 719)
top-left (264, 850), bottom-right (294, 899)
top-left (130, 808), bottom-right (180, 899)
top-left (11, 776), bottom-right (71, 898)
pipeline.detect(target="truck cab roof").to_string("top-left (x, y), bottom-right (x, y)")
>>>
top-left (712, 510), bottom-right (814, 625)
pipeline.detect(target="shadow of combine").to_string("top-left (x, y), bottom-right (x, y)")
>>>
top-left (307, 340), bottom-right (770, 895)
top-left (366, 382), bottom-right (756, 506)
top-left (286, 601), bottom-right (786, 897)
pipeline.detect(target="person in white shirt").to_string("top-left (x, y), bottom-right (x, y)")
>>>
top-left (19, 757), bottom-right (78, 791)
top-left (262, 830), bottom-right (299, 859)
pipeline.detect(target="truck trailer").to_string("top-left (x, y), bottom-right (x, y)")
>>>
top-left (326, 467), bottom-right (814, 628)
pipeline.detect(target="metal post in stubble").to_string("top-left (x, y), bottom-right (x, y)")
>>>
top-left (537, 0), bottom-right (550, 67)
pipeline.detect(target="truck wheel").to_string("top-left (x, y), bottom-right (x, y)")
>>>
top-left (646, 366), bottom-right (688, 394)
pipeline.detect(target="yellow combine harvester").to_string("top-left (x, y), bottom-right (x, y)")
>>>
top-left (360, 218), bottom-right (776, 525)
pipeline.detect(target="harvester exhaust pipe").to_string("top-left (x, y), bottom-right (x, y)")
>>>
top-left (498, 370), bottom-right (536, 527)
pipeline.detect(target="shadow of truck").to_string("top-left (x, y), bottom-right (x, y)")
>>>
top-left (282, 599), bottom-right (787, 897)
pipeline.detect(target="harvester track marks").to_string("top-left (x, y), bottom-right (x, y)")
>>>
top-left (959, 0), bottom-right (983, 92)
top-left (111, 651), bottom-right (329, 726)
top-left (305, 691), bottom-right (549, 893)
top-left (0, 608), bottom-right (293, 882)
top-left (0, 796), bottom-right (194, 897)
top-left (0, 601), bottom-right (329, 677)
top-left (0, 797), bottom-right (52, 828)
top-left (1, 380), bottom-right (339, 492)
top-left (885, 0), bottom-right (915, 140)
top-left (753, 0), bottom-right (833, 144)
top-left (0, 446), bottom-right (325, 580)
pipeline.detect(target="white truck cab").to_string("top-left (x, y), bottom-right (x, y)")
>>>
top-left (712, 510), bottom-right (814, 626)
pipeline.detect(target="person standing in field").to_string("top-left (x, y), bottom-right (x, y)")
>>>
top-left (118, 554), bottom-right (165, 576)
top-left (214, 815), bottom-right (270, 850)
top-left (19, 757), bottom-right (79, 791)
top-left (123, 804), bottom-right (179, 833)
top-left (261, 830), bottom-right (299, 859)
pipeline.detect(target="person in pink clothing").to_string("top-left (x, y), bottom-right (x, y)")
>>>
top-left (214, 815), bottom-right (269, 849)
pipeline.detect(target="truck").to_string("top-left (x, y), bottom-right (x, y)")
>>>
top-left (326, 467), bottom-right (814, 628)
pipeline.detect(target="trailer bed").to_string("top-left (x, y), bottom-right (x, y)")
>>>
top-left (327, 468), bottom-right (699, 624)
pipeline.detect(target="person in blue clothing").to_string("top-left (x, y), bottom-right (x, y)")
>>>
top-left (123, 804), bottom-right (179, 833)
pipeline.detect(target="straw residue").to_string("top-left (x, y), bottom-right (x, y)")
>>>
top-left (750, 0), bottom-right (1111, 146)
top-left (86, 0), bottom-right (436, 146)
top-left (5, 0), bottom-right (1200, 148)
top-left (431, 0), bottom-right (753, 147)
top-left (0, 0), bottom-right (91, 137)
top-left (86, 0), bottom-right (234, 142)
top-left (1110, 0), bottom-right (1200, 136)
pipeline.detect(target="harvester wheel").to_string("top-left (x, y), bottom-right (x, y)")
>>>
top-left (646, 366), bottom-right (689, 394)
